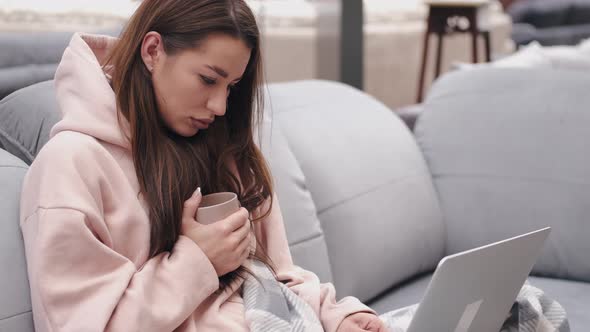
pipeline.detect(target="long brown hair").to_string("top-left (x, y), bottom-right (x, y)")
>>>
top-left (106, 0), bottom-right (274, 290)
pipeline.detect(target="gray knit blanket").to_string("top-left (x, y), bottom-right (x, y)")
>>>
top-left (243, 261), bottom-right (569, 332)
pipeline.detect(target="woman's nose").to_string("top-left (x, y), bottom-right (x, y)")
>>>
top-left (206, 88), bottom-right (227, 116)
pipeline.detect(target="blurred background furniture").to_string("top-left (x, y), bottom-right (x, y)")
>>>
top-left (0, 0), bottom-right (514, 109)
top-left (508, 0), bottom-right (590, 46)
top-left (417, 0), bottom-right (493, 102)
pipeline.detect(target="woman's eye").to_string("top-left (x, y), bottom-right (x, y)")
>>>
top-left (200, 75), bottom-right (216, 85)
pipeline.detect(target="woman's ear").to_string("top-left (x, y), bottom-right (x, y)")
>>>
top-left (141, 31), bottom-right (164, 73)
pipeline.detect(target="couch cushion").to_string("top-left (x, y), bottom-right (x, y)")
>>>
top-left (415, 68), bottom-right (590, 283)
top-left (0, 29), bottom-right (122, 99)
top-left (0, 32), bottom-right (72, 69)
top-left (368, 272), bottom-right (589, 330)
top-left (0, 80), bottom-right (59, 164)
top-left (267, 80), bottom-right (444, 302)
top-left (0, 149), bottom-right (33, 332)
top-left (258, 116), bottom-right (333, 283)
top-left (0, 64), bottom-right (57, 100)
top-left (0, 29), bottom-right (121, 69)
top-left (367, 274), bottom-right (431, 314)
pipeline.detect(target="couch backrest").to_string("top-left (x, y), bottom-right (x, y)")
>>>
top-left (0, 149), bottom-right (34, 331)
top-left (0, 81), bottom-right (59, 164)
top-left (0, 31), bottom-right (70, 100)
top-left (416, 67), bottom-right (590, 283)
top-left (0, 29), bottom-right (122, 100)
top-left (257, 113), bottom-right (335, 284)
top-left (265, 80), bottom-right (445, 302)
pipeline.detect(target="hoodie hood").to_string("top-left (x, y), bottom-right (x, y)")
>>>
top-left (51, 33), bottom-right (130, 150)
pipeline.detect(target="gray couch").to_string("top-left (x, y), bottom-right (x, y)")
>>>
top-left (0, 29), bottom-right (121, 101)
top-left (509, 0), bottom-right (590, 46)
top-left (1, 67), bottom-right (589, 331)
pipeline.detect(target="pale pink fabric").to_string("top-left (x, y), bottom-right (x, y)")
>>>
top-left (19, 33), bottom-right (373, 332)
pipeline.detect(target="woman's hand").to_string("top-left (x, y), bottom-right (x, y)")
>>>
top-left (180, 188), bottom-right (252, 277)
top-left (337, 312), bottom-right (388, 332)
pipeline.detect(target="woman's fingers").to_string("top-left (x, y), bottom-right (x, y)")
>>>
top-left (182, 188), bottom-right (202, 231)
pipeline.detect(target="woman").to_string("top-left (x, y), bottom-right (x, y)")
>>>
top-left (19, 0), bottom-right (387, 331)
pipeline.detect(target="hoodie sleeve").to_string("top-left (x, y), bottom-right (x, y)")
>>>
top-left (19, 137), bottom-right (219, 332)
top-left (21, 207), bottom-right (219, 332)
top-left (252, 194), bottom-right (376, 332)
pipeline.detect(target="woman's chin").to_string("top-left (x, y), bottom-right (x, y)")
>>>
top-left (184, 129), bottom-right (200, 138)
top-left (173, 125), bottom-right (199, 138)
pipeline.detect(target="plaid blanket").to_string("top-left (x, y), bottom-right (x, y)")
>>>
top-left (243, 261), bottom-right (569, 332)
top-left (243, 260), bottom-right (323, 332)
top-left (380, 281), bottom-right (569, 332)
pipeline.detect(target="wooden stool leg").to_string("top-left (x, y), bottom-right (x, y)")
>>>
top-left (468, 10), bottom-right (479, 64)
top-left (417, 26), bottom-right (431, 103)
top-left (471, 30), bottom-right (478, 63)
top-left (483, 30), bottom-right (491, 62)
top-left (434, 32), bottom-right (444, 78)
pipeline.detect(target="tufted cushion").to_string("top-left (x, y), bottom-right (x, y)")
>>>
top-left (258, 114), bottom-right (334, 283)
top-left (416, 67), bottom-right (590, 283)
top-left (267, 80), bottom-right (445, 302)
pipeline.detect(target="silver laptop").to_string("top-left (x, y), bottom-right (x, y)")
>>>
top-left (406, 227), bottom-right (551, 332)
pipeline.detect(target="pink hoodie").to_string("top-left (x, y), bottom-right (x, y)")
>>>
top-left (19, 33), bottom-right (373, 332)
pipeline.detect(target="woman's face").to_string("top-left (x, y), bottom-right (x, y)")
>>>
top-left (141, 32), bottom-right (251, 137)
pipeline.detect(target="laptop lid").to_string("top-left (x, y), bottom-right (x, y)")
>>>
top-left (406, 227), bottom-right (551, 332)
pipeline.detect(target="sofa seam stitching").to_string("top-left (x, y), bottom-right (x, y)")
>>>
top-left (289, 232), bottom-right (324, 248)
top-left (0, 126), bottom-right (34, 163)
top-left (317, 171), bottom-right (431, 215)
top-left (0, 310), bottom-right (32, 321)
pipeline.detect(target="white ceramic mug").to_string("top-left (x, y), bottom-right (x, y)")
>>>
top-left (196, 192), bottom-right (240, 225)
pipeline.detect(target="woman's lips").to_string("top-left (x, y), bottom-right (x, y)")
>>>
top-left (190, 118), bottom-right (212, 129)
